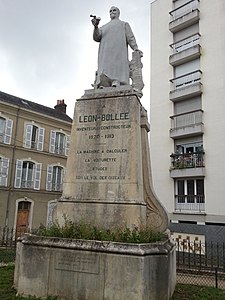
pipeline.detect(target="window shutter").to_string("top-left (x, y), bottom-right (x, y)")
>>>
top-left (65, 134), bottom-right (70, 156)
top-left (49, 130), bottom-right (56, 153)
top-left (0, 157), bottom-right (9, 186)
top-left (61, 167), bottom-right (65, 191)
top-left (37, 127), bottom-right (45, 151)
top-left (4, 119), bottom-right (13, 144)
top-left (24, 124), bottom-right (32, 148)
top-left (14, 159), bottom-right (23, 188)
top-left (34, 163), bottom-right (42, 190)
top-left (46, 165), bottom-right (53, 191)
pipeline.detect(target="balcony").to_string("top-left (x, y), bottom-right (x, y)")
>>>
top-left (170, 70), bottom-right (202, 102)
top-left (169, 34), bottom-right (201, 66)
top-left (170, 109), bottom-right (204, 139)
top-left (170, 152), bottom-right (205, 178)
top-left (169, 0), bottom-right (200, 33)
top-left (175, 195), bottom-right (205, 212)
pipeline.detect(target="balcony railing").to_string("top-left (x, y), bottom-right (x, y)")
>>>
top-left (170, 152), bottom-right (205, 170)
top-left (52, 183), bottom-right (63, 192)
top-left (21, 180), bottom-right (33, 189)
top-left (55, 147), bottom-right (65, 155)
top-left (169, 0), bottom-right (200, 21)
top-left (170, 109), bottom-right (203, 130)
top-left (175, 195), bottom-right (205, 212)
top-left (170, 33), bottom-right (201, 55)
top-left (170, 70), bottom-right (202, 91)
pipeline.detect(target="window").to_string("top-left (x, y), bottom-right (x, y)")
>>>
top-left (46, 165), bottom-right (64, 191)
top-left (24, 124), bottom-right (45, 151)
top-left (176, 142), bottom-right (203, 154)
top-left (0, 157), bottom-right (9, 186)
top-left (14, 160), bottom-right (42, 190)
top-left (49, 130), bottom-right (70, 156)
top-left (0, 116), bottom-right (13, 144)
top-left (175, 178), bottom-right (204, 211)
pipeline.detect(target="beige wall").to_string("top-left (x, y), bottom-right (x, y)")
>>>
top-left (0, 99), bottom-right (72, 230)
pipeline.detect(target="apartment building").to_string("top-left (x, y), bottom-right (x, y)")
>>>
top-left (150, 0), bottom-right (225, 243)
top-left (0, 91), bottom-right (72, 235)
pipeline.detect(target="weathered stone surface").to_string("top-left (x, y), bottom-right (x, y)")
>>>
top-left (56, 91), bottom-right (148, 229)
top-left (55, 90), bottom-right (168, 232)
top-left (14, 234), bottom-right (176, 300)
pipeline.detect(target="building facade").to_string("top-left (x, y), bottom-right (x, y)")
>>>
top-left (150, 0), bottom-right (225, 243)
top-left (0, 91), bottom-right (72, 235)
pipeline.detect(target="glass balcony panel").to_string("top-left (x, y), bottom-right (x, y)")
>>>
top-left (170, 0), bottom-right (199, 21)
top-left (171, 34), bottom-right (200, 54)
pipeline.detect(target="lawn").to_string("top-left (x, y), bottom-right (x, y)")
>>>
top-left (1, 265), bottom-right (225, 300)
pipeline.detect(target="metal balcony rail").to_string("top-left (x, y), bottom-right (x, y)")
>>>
top-left (55, 146), bottom-right (65, 155)
top-left (170, 70), bottom-right (202, 90)
top-left (31, 141), bottom-right (37, 149)
top-left (169, 0), bottom-right (200, 21)
top-left (175, 196), bottom-right (205, 212)
top-left (170, 151), bottom-right (204, 169)
top-left (170, 109), bottom-right (203, 130)
top-left (21, 180), bottom-right (33, 189)
top-left (52, 182), bottom-right (63, 191)
top-left (170, 33), bottom-right (201, 54)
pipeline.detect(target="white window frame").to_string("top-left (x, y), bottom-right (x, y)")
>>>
top-left (49, 130), bottom-right (70, 156)
top-left (0, 115), bottom-right (13, 144)
top-left (0, 156), bottom-right (9, 186)
top-left (24, 123), bottom-right (45, 151)
top-left (46, 164), bottom-right (65, 191)
top-left (14, 159), bottom-right (42, 190)
top-left (175, 178), bottom-right (205, 211)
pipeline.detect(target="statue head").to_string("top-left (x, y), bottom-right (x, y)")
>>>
top-left (109, 6), bottom-right (120, 20)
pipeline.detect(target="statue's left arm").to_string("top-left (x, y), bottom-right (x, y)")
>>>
top-left (125, 22), bottom-right (139, 51)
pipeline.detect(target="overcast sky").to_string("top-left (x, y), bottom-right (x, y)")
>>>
top-left (0, 0), bottom-right (152, 118)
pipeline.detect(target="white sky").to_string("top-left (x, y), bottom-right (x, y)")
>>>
top-left (0, 0), bottom-right (152, 118)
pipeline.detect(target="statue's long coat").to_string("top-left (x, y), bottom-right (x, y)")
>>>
top-left (93, 19), bottom-right (138, 85)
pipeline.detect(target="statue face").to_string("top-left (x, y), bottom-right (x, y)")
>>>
top-left (109, 7), bottom-right (120, 19)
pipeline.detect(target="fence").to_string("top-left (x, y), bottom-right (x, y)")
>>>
top-left (176, 240), bottom-right (225, 289)
top-left (1, 228), bottom-right (225, 289)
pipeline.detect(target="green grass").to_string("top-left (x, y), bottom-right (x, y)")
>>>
top-left (171, 283), bottom-right (225, 300)
top-left (1, 266), bottom-right (225, 299)
top-left (0, 248), bottom-right (16, 263)
top-left (0, 266), bottom-right (57, 300)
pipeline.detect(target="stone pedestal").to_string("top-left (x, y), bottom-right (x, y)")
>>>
top-left (56, 88), bottom-right (148, 229)
top-left (15, 88), bottom-right (176, 300)
top-left (14, 234), bottom-right (176, 300)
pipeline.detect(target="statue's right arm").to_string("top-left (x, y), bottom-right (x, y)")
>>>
top-left (93, 27), bottom-right (102, 42)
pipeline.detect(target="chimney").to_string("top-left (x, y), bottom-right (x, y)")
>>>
top-left (54, 99), bottom-right (67, 114)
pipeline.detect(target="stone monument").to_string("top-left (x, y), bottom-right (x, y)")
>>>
top-left (14, 7), bottom-right (176, 300)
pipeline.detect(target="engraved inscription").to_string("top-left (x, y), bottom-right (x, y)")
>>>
top-left (75, 108), bottom-right (132, 182)
top-left (55, 252), bottom-right (100, 274)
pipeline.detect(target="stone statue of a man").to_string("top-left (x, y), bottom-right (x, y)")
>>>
top-left (91, 6), bottom-right (141, 88)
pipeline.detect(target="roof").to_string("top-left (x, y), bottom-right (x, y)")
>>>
top-left (0, 91), bottom-right (72, 123)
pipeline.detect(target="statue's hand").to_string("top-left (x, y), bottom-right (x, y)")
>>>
top-left (91, 18), bottom-right (100, 28)
top-left (135, 49), bottom-right (143, 57)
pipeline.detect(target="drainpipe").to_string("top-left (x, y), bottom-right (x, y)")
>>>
top-left (5, 108), bottom-right (20, 228)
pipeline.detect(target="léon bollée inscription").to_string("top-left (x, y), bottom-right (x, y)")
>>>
top-left (75, 111), bottom-right (131, 181)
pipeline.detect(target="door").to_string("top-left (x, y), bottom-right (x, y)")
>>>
top-left (16, 201), bottom-right (31, 237)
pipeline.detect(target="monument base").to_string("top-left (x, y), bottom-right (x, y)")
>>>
top-left (56, 200), bottom-right (147, 229)
top-left (14, 234), bottom-right (176, 300)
